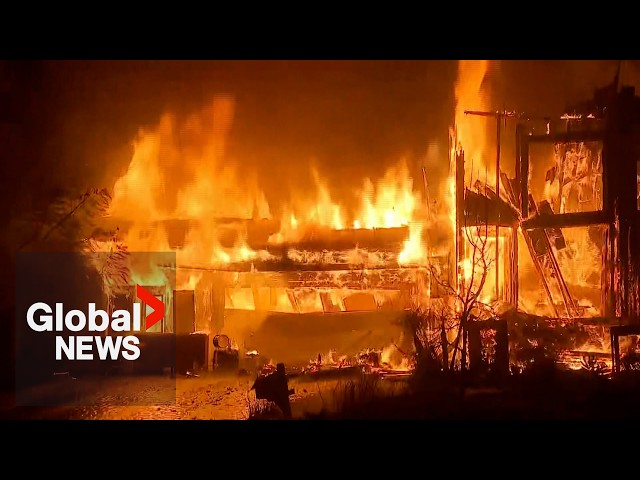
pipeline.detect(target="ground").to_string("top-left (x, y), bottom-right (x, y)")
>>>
top-left (0, 370), bottom-right (378, 420)
top-left (5, 367), bottom-right (638, 420)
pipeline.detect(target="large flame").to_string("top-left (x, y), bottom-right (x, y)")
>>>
top-left (103, 93), bottom-right (436, 300)
top-left (270, 160), bottom-right (426, 264)
top-left (111, 97), bottom-right (270, 222)
top-left (99, 62), bottom-right (506, 322)
top-left (96, 62), bottom-right (513, 322)
top-left (451, 60), bottom-right (500, 304)
top-left (109, 96), bottom-right (273, 276)
top-left (453, 60), bottom-right (493, 187)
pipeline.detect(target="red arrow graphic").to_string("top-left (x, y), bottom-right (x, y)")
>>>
top-left (136, 284), bottom-right (165, 331)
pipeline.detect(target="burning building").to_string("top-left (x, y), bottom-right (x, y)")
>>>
top-left (452, 65), bottom-right (640, 373)
top-left (89, 93), bottom-right (455, 372)
top-left (87, 61), bottom-right (640, 375)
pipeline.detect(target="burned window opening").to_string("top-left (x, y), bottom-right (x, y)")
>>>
top-left (545, 142), bottom-right (603, 215)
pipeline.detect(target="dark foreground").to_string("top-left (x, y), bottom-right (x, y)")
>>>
top-left (3, 367), bottom-right (640, 420)
top-left (0, 370), bottom-right (375, 420)
top-left (303, 369), bottom-right (640, 420)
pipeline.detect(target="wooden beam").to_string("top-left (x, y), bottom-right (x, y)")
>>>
top-left (463, 188), bottom-right (520, 226)
top-left (100, 218), bottom-right (411, 251)
top-left (514, 124), bottom-right (522, 210)
top-left (521, 210), bottom-right (610, 229)
top-left (507, 226), bottom-right (518, 307)
top-left (462, 214), bottom-right (518, 228)
top-left (267, 226), bottom-right (409, 252)
top-left (170, 260), bottom-right (428, 273)
top-left (456, 150), bottom-right (465, 294)
top-left (193, 267), bottom-right (430, 290)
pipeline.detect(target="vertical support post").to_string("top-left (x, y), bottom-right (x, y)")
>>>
top-left (510, 224), bottom-right (519, 307)
top-left (602, 226), bottom-right (612, 317)
top-left (468, 323), bottom-right (482, 373)
top-left (494, 319), bottom-right (510, 378)
top-left (515, 124), bottom-right (522, 200)
top-left (605, 86), bottom-right (639, 322)
top-left (495, 116), bottom-right (501, 301)
top-left (610, 328), bottom-right (615, 374)
top-left (212, 273), bottom-right (225, 334)
top-left (441, 319), bottom-right (449, 373)
top-left (456, 150), bottom-right (465, 297)
top-left (513, 124), bottom-right (522, 309)
top-left (520, 131), bottom-right (530, 218)
top-left (620, 221), bottom-right (630, 320)
top-left (611, 329), bottom-right (620, 375)
top-left (461, 327), bottom-right (468, 371)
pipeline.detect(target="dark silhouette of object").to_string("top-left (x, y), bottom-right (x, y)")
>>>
top-left (212, 334), bottom-right (239, 371)
top-left (251, 362), bottom-right (294, 418)
top-left (467, 318), bottom-right (509, 382)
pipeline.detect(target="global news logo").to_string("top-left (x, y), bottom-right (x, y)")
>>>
top-left (25, 285), bottom-right (164, 361)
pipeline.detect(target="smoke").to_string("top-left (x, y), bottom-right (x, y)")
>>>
top-left (487, 60), bottom-right (619, 115)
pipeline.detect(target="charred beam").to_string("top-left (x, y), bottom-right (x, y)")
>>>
top-left (267, 226), bottom-right (409, 252)
top-left (521, 210), bottom-right (610, 229)
top-left (198, 268), bottom-right (430, 290)
top-left (514, 124), bottom-right (522, 211)
top-left (464, 188), bottom-right (519, 227)
top-left (455, 150), bottom-right (465, 293)
top-left (169, 263), bottom-right (426, 275)
top-left (171, 263), bottom-right (430, 274)
top-left (102, 218), bottom-right (412, 251)
top-left (506, 225), bottom-right (518, 307)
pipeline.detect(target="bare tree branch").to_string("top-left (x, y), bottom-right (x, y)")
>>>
top-left (18, 188), bottom-right (112, 251)
top-left (428, 199), bottom-right (495, 372)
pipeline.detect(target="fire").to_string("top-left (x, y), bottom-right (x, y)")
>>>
top-left (453, 60), bottom-right (493, 188)
top-left (109, 96), bottom-right (272, 272)
top-left (267, 168), bottom-right (347, 245)
top-left (380, 344), bottom-right (412, 371)
top-left (270, 160), bottom-right (428, 266)
top-left (98, 74), bottom-right (463, 330)
top-left (358, 162), bottom-right (417, 229)
top-left (107, 93), bottom-right (431, 278)
top-left (446, 175), bottom-right (457, 240)
top-left (50, 61), bottom-right (638, 384)
top-left (455, 228), bottom-right (505, 304)
top-left (398, 222), bottom-right (424, 265)
top-left (556, 227), bottom-right (603, 295)
top-left (451, 60), bottom-right (501, 304)
top-left (179, 272), bottom-right (202, 292)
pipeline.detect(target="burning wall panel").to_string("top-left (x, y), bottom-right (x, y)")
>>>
top-left (226, 309), bottom-right (407, 366)
top-left (172, 255), bottom-right (434, 366)
top-left (517, 225), bottom-right (605, 319)
top-left (545, 142), bottom-right (603, 214)
top-left (457, 224), bottom-right (513, 305)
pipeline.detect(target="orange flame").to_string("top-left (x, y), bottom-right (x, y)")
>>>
top-left (104, 93), bottom-right (437, 300)
top-left (451, 60), bottom-right (501, 304)
top-left (453, 60), bottom-right (493, 188)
